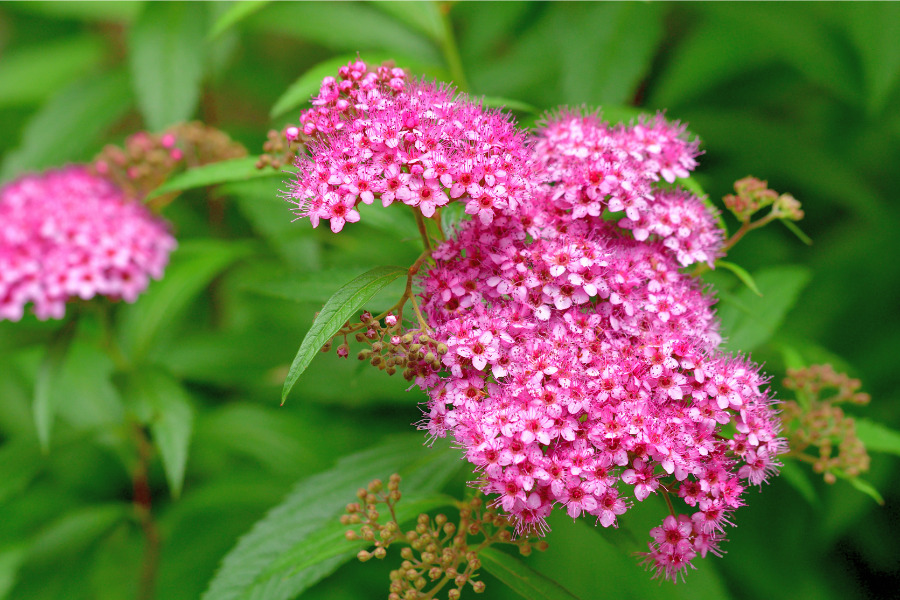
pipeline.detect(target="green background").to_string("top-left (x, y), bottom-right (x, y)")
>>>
top-left (0, 2), bottom-right (898, 599)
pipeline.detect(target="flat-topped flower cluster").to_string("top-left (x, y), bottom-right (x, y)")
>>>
top-left (0, 167), bottom-right (175, 321)
top-left (288, 60), bottom-right (785, 582)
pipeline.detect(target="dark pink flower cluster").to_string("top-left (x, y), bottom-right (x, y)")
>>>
top-left (288, 60), bottom-right (533, 232)
top-left (414, 112), bottom-right (781, 581)
top-left (0, 167), bottom-right (175, 321)
top-left (288, 61), bottom-right (784, 582)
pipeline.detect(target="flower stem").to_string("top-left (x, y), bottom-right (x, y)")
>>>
top-left (133, 423), bottom-right (160, 600)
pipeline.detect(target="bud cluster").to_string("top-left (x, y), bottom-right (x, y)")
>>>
top-left (93, 121), bottom-right (246, 202)
top-left (323, 310), bottom-right (448, 380)
top-left (723, 176), bottom-right (804, 223)
top-left (342, 475), bottom-right (546, 600)
top-left (781, 364), bottom-right (871, 483)
top-left (256, 126), bottom-right (305, 171)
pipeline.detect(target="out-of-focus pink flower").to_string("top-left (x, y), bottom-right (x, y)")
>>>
top-left (0, 167), bottom-right (176, 321)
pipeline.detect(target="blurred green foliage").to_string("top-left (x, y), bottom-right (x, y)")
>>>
top-left (0, 2), bottom-right (898, 599)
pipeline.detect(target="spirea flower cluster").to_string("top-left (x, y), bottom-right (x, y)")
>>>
top-left (0, 167), bottom-right (176, 321)
top-left (288, 60), bottom-right (532, 232)
top-left (288, 60), bottom-right (786, 582)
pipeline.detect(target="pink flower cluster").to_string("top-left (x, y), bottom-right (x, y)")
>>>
top-left (288, 60), bottom-right (532, 232)
top-left (0, 167), bottom-right (176, 321)
top-left (289, 61), bottom-right (784, 582)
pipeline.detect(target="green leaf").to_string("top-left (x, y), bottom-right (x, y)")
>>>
top-left (369, 1), bottom-right (444, 43)
top-left (207, 0), bottom-right (272, 40)
top-left (2, 1), bottom-right (142, 23)
top-left (146, 157), bottom-right (280, 200)
top-left (481, 96), bottom-right (539, 114)
top-left (356, 202), bottom-right (420, 240)
top-left (440, 201), bottom-right (470, 234)
top-left (28, 504), bottom-right (129, 565)
top-left (0, 438), bottom-right (45, 504)
top-left (124, 368), bottom-right (195, 498)
top-left (202, 435), bottom-right (460, 600)
top-left (845, 476), bottom-right (884, 506)
top-left (0, 546), bottom-right (26, 600)
top-left (1, 69), bottom-right (132, 182)
top-left (855, 419), bottom-right (900, 457)
top-left (716, 260), bottom-right (762, 296)
top-left (778, 460), bottom-right (818, 505)
top-left (479, 547), bottom-right (581, 600)
top-left (245, 2), bottom-right (439, 61)
top-left (780, 219), bottom-right (813, 245)
top-left (33, 320), bottom-right (78, 452)
top-left (0, 36), bottom-right (105, 108)
top-left (129, 1), bottom-right (207, 130)
top-left (242, 268), bottom-right (406, 306)
top-left (118, 239), bottom-right (254, 363)
top-left (716, 265), bottom-right (812, 353)
top-left (281, 265), bottom-right (407, 403)
top-left (270, 53), bottom-right (438, 119)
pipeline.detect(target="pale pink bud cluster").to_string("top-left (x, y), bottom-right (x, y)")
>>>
top-left (288, 60), bottom-right (533, 232)
top-left (0, 167), bottom-right (176, 321)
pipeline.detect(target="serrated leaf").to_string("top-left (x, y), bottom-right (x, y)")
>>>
top-left (118, 239), bottom-right (254, 363)
top-left (33, 319), bottom-right (77, 452)
top-left (716, 260), bottom-right (762, 296)
top-left (479, 547), bottom-right (581, 600)
top-left (716, 265), bottom-right (812, 353)
top-left (124, 368), bottom-right (194, 498)
top-left (129, 1), bottom-right (207, 130)
top-left (0, 36), bottom-right (105, 108)
top-left (778, 460), bottom-right (818, 505)
top-left (146, 157), bottom-right (279, 200)
top-left (1, 69), bottom-right (132, 182)
top-left (855, 419), bottom-right (900, 457)
top-left (207, 0), bottom-right (271, 40)
top-left (270, 53), bottom-right (438, 119)
top-left (202, 435), bottom-right (460, 600)
top-left (281, 265), bottom-right (407, 403)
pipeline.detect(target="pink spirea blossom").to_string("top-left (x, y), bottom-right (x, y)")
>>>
top-left (0, 167), bottom-right (176, 321)
top-left (288, 62), bottom-right (782, 582)
top-left (288, 60), bottom-right (533, 232)
top-left (413, 111), bottom-right (780, 582)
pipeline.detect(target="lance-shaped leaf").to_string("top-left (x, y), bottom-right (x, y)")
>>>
top-left (855, 419), bottom-right (900, 457)
top-left (716, 260), bottom-right (762, 296)
top-left (1, 69), bottom-right (132, 181)
top-left (202, 435), bottom-right (461, 600)
top-left (33, 319), bottom-right (77, 452)
top-left (122, 367), bottom-right (195, 498)
top-left (207, 0), bottom-right (271, 40)
top-left (145, 157), bottom-right (280, 201)
top-left (281, 265), bottom-right (407, 403)
top-left (716, 265), bottom-right (811, 353)
top-left (129, 1), bottom-right (207, 130)
top-left (479, 547), bottom-right (581, 600)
